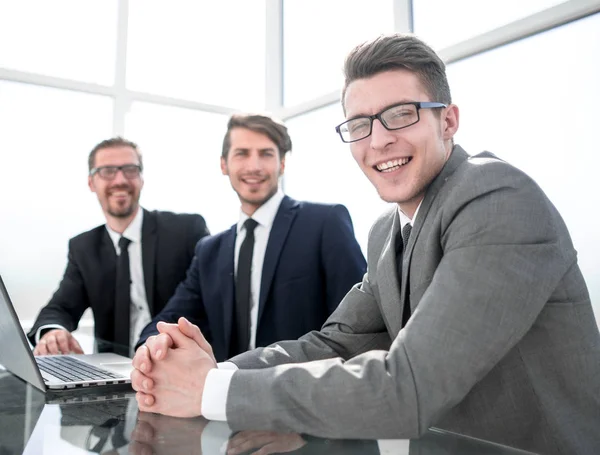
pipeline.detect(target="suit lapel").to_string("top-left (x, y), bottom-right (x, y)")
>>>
top-left (141, 209), bottom-right (157, 315)
top-left (257, 196), bottom-right (299, 324)
top-left (219, 225), bottom-right (237, 354)
top-left (399, 146), bottom-right (470, 317)
top-left (377, 210), bottom-right (404, 336)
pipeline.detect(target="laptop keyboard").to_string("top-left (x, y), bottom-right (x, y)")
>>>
top-left (36, 356), bottom-right (121, 383)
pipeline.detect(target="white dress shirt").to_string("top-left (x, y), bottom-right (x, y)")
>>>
top-left (36, 208), bottom-right (151, 356)
top-left (201, 199), bottom-right (423, 422)
top-left (234, 188), bottom-right (285, 350)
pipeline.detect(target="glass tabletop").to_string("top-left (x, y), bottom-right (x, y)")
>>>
top-left (0, 367), bottom-right (537, 455)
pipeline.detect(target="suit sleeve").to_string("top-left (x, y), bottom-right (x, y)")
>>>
top-left (319, 204), bottom-right (366, 314)
top-left (136, 240), bottom-right (211, 347)
top-left (27, 240), bottom-right (90, 344)
top-left (225, 170), bottom-right (574, 439)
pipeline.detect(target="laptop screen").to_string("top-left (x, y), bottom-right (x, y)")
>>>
top-left (0, 275), bottom-right (46, 391)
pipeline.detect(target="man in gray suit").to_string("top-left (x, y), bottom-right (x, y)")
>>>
top-left (130, 34), bottom-right (600, 454)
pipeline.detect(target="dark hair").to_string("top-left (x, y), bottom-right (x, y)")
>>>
top-left (222, 114), bottom-right (292, 160)
top-left (88, 137), bottom-right (143, 172)
top-left (342, 34), bottom-right (451, 110)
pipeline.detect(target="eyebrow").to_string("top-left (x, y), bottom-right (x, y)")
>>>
top-left (346, 98), bottom-right (416, 120)
top-left (233, 147), bottom-right (277, 153)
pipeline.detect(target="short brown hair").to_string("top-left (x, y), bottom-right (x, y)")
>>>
top-left (88, 137), bottom-right (143, 172)
top-left (342, 34), bottom-right (451, 110)
top-left (222, 114), bottom-right (292, 160)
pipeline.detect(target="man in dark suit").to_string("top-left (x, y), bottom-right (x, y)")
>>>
top-left (28, 137), bottom-right (209, 356)
top-left (137, 114), bottom-right (366, 361)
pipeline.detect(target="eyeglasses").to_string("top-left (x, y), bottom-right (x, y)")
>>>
top-left (335, 101), bottom-right (447, 143)
top-left (90, 164), bottom-right (142, 180)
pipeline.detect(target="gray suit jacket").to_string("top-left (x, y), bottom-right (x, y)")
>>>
top-left (225, 146), bottom-right (600, 454)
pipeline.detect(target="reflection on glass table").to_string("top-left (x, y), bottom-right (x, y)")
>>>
top-left (0, 366), bottom-right (537, 455)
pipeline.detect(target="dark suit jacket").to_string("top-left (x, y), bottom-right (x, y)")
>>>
top-left (138, 196), bottom-right (366, 361)
top-left (27, 209), bottom-right (209, 347)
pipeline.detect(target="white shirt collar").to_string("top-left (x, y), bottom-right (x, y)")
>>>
top-left (106, 207), bottom-right (144, 250)
top-left (237, 188), bottom-right (285, 233)
top-left (397, 202), bottom-right (422, 230)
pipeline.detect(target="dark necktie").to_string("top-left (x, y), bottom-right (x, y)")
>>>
top-left (234, 218), bottom-right (258, 355)
top-left (114, 236), bottom-right (132, 353)
top-left (396, 223), bottom-right (412, 327)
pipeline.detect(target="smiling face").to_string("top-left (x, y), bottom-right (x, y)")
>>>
top-left (88, 145), bottom-right (144, 220)
top-left (343, 69), bottom-right (459, 218)
top-left (221, 127), bottom-right (285, 216)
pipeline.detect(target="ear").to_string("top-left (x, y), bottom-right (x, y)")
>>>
top-left (279, 155), bottom-right (286, 176)
top-left (442, 104), bottom-right (460, 141)
top-left (220, 156), bottom-right (228, 176)
top-left (88, 175), bottom-right (96, 193)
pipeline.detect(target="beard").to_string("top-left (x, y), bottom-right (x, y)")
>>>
top-left (108, 203), bottom-right (136, 218)
top-left (105, 185), bottom-right (139, 218)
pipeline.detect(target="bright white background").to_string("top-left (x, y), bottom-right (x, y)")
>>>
top-left (0, 0), bottom-right (598, 330)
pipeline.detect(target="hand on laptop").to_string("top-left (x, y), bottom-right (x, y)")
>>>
top-left (131, 317), bottom-right (217, 417)
top-left (34, 329), bottom-right (84, 356)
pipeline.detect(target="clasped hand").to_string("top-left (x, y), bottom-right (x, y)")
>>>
top-left (131, 317), bottom-right (217, 417)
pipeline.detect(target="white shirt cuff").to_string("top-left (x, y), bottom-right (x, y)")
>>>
top-left (35, 324), bottom-right (68, 343)
top-left (201, 363), bottom-right (238, 421)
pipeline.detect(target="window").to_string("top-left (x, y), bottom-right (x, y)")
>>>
top-left (447, 12), bottom-right (600, 324)
top-left (413, 0), bottom-right (567, 50)
top-left (125, 101), bottom-right (238, 233)
top-left (127, 0), bottom-right (266, 110)
top-left (283, 0), bottom-right (394, 106)
top-left (285, 103), bottom-right (390, 254)
top-left (0, 81), bottom-right (113, 320)
top-left (0, 0), bottom-right (118, 84)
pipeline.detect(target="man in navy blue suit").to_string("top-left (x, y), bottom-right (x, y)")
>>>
top-left (137, 113), bottom-right (366, 361)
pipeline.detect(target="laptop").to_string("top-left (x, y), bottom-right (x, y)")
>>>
top-left (0, 275), bottom-right (133, 392)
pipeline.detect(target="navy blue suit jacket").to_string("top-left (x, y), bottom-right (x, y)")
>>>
top-left (138, 196), bottom-right (366, 361)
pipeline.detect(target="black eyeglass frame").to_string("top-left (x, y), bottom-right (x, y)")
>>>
top-left (335, 101), bottom-right (447, 143)
top-left (90, 164), bottom-right (143, 180)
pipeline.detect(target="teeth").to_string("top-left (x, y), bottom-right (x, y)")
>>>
top-left (376, 158), bottom-right (410, 172)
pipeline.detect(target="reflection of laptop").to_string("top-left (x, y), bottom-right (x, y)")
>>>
top-left (0, 275), bottom-right (133, 392)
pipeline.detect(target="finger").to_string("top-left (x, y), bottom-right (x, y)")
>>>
top-left (34, 339), bottom-right (47, 356)
top-left (149, 333), bottom-right (174, 361)
top-left (69, 335), bottom-right (84, 354)
top-left (178, 317), bottom-right (214, 356)
top-left (136, 391), bottom-right (156, 412)
top-left (55, 332), bottom-right (71, 355)
top-left (157, 321), bottom-right (195, 349)
top-left (45, 335), bottom-right (61, 355)
top-left (132, 345), bottom-right (152, 373)
top-left (131, 368), bottom-right (154, 393)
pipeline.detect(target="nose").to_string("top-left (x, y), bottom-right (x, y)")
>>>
top-left (112, 168), bottom-right (129, 184)
top-left (369, 118), bottom-right (396, 151)
top-left (245, 152), bottom-right (262, 171)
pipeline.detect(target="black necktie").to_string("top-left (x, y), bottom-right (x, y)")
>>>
top-left (396, 223), bottom-right (412, 327)
top-left (114, 236), bottom-right (132, 353)
top-left (234, 218), bottom-right (258, 355)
